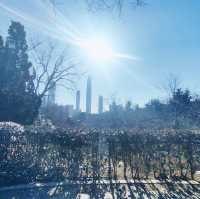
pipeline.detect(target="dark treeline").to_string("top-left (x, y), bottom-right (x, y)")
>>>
top-left (72, 88), bottom-right (200, 129)
top-left (1, 124), bottom-right (200, 187)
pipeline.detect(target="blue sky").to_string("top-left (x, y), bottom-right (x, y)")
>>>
top-left (0, 0), bottom-right (200, 112)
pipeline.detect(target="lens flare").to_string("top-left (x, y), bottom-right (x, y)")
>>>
top-left (78, 38), bottom-right (115, 61)
top-left (0, 1), bottom-right (137, 63)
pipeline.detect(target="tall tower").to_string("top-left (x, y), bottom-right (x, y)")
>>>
top-left (86, 76), bottom-right (92, 113)
top-left (76, 90), bottom-right (80, 112)
top-left (47, 81), bottom-right (56, 105)
top-left (98, 95), bottom-right (103, 114)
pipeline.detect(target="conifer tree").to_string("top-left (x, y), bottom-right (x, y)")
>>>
top-left (5, 21), bottom-right (32, 92)
top-left (0, 21), bottom-right (41, 125)
top-left (0, 36), bottom-right (5, 88)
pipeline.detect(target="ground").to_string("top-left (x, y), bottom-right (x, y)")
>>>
top-left (1, 180), bottom-right (200, 199)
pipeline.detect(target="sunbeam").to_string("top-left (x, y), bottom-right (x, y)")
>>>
top-left (0, 1), bottom-right (81, 45)
top-left (0, 0), bottom-right (136, 64)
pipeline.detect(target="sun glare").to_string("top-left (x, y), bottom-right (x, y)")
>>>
top-left (77, 36), bottom-right (137, 64)
top-left (78, 37), bottom-right (115, 62)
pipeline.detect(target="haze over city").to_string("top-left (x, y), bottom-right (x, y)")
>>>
top-left (2, 1), bottom-right (200, 198)
top-left (1, 0), bottom-right (200, 112)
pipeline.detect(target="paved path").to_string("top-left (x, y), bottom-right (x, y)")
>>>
top-left (0, 179), bottom-right (199, 192)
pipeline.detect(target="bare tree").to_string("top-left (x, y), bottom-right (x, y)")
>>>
top-left (166, 74), bottom-right (181, 96)
top-left (46, 0), bottom-right (144, 14)
top-left (30, 41), bottom-right (78, 99)
top-left (158, 73), bottom-right (181, 99)
top-left (86, 0), bottom-right (143, 12)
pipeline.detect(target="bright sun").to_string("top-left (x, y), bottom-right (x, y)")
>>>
top-left (76, 36), bottom-right (136, 64)
top-left (78, 37), bottom-right (115, 62)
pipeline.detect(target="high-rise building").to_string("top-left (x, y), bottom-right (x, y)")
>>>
top-left (86, 76), bottom-right (92, 113)
top-left (76, 90), bottom-right (80, 112)
top-left (98, 95), bottom-right (103, 114)
top-left (47, 81), bottom-right (56, 105)
top-left (65, 105), bottom-right (74, 118)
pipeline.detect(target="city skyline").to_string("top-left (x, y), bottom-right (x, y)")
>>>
top-left (44, 76), bottom-right (105, 114)
top-left (75, 77), bottom-right (104, 114)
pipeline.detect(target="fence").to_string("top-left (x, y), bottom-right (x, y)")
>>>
top-left (0, 128), bottom-right (200, 186)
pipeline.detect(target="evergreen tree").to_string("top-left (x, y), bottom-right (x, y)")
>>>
top-left (125, 101), bottom-right (132, 112)
top-left (0, 21), bottom-right (41, 125)
top-left (5, 21), bottom-right (32, 92)
top-left (0, 36), bottom-right (3, 48)
top-left (169, 88), bottom-right (192, 128)
top-left (0, 36), bottom-right (5, 88)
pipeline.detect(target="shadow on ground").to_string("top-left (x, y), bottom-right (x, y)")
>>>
top-left (1, 180), bottom-right (200, 199)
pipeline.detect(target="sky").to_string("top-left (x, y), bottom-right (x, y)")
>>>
top-left (0, 0), bottom-right (200, 112)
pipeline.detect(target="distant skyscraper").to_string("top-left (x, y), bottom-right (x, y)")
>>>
top-left (86, 76), bottom-right (92, 113)
top-left (47, 81), bottom-right (56, 105)
top-left (66, 105), bottom-right (74, 118)
top-left (76, 90), bottom-right (80, 112)
top-left (98, 95), bottom-right (103, 114)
